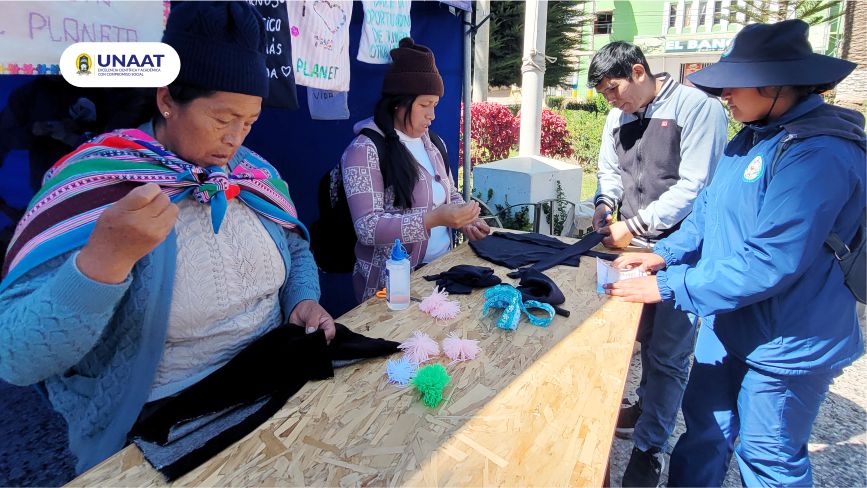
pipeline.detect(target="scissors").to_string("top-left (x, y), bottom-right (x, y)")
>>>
top-left (375, 288), bottom-right (422, 302)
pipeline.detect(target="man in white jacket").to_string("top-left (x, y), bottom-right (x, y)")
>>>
top-left (588, 41), bottom-right (728, 487)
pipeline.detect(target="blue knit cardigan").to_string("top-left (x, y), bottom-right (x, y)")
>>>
top-left (0, 147), bottom-right (320, 473)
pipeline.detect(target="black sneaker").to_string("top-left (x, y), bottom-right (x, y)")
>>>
top-left (615, 399), bottom-right (642, 439)
top-left (621, 446), bottom-right (664, 488)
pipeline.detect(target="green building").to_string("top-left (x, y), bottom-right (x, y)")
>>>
top-left (570, 0), bottom-right (844, 98)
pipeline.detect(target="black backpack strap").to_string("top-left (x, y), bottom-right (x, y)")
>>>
top-left (359, 127), bottom-right (387, 164)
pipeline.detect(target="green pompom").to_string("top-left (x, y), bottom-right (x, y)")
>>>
top-left (411, 364), bottom-right (451, 408)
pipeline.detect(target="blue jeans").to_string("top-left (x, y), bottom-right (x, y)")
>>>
top-left (633, 300), bottom-right (698, 453)
top-left (668, 324), bottom-right (838, 487)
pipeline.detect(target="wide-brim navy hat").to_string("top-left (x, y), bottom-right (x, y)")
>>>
top-left (688, 19), bottom-right (855, 96)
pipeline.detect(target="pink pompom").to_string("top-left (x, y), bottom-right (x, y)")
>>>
top-left (442, 332), bottom-right (481, 363)
top-left (419, 287), bottom-right (461, 321)
top-left (399, 331), bottom-right (440, 364)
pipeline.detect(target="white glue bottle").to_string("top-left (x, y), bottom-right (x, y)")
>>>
top-left (385, 238), bottom-right (411, 310)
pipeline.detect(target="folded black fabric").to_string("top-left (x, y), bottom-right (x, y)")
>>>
top-left (131, 322), bottom-right (399, 481)
top-left (470, 231), bottom-right (615, 270)
top-left (514, 268), bottom-right (565, 305)
top-left (512, 267), bottom-right (571, 318)
top-left (423, 264), bottom-right (502, 294)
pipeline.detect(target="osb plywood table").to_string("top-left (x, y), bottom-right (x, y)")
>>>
top-left (70, 237), bottom-right (642, 487)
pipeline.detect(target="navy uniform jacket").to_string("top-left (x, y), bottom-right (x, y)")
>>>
top-left (655, 94), bottom-right (866, 375)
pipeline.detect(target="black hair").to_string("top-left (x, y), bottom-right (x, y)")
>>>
top-left (153, 82), bottom-right (217, 124)
top-left (587, 41), bottom-right (654, 88)
top-left (373, 94), bottom-right (420, 209)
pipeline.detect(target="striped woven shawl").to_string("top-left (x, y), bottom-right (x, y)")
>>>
top-left (1, 128), bottom-right (305, 290)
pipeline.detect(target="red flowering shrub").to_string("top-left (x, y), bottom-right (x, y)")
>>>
top-left (516, 108), bottom-right (574, 159)
top-left (459, 102), bottom-right (518, 166)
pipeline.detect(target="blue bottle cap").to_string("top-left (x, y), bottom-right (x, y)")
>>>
top-left (391, 238), bottom-right (409, 261)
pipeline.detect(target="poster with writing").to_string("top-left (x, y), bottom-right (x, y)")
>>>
top-left (251, 0), bottom-right (298, 109)
top-left (287, 0), bottom-right (352, 92)
top-left (0, 1), bottom-right (167, 75)
top-left (357, 0), bottom-right (411, 64)
top-left (307, 88), bottom-right (349, 120)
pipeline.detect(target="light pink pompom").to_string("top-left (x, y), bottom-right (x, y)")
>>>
top-left (442, 332), bottom-right (481, 363)
top-left (398, 330), bottom-right (440, 364)
top-left (419, 287), bottom-right (461, 321)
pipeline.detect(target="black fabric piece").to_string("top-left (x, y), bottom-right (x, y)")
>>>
top-left (512, 268), bottom-right (571, 318)
top-left (469, 231), bottom-right (615, 271)
top-left (326, 322), bottom-right (402, 361)
top-left (423, 264), bottom-right (502, 294)
top-left (137, 395), bottom-right (281, 481)
top-left (511, 268), bottom-right (570, 317)
top-left (515, 231), bottom-right (606, 275)
top-left (130, 322), bottom-right (399, 480)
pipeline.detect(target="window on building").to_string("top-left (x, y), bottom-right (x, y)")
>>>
top-left (683, 2), bottom-right (692, 29)
top-left (698, 0), bottom-right (709, 27)
top-left (713, 0), bottom-right (723, 23)
top-left (668, 3), bottom-right (677, 28)
top-left (595, 12), bottom-right (613, 34)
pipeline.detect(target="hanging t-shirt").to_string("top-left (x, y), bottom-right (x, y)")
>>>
top-left (308, 88), bottom-right (350, 120)
top-left (253, 1), bottom-right (299, 109)
top-left (287, 0), bottom-right (352, 91)
top-left (357, 0), bottom-right (412, 64)
top-left (397, 129), bottom-right (450, 263)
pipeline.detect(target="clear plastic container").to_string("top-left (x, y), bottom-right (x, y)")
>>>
top-left (385, 238), bottom-right (411, 310)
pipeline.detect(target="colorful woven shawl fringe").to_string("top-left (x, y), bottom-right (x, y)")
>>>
top-left (2, 129), bottom-right (306, 290)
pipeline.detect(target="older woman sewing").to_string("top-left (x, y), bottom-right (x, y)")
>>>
top-left (0, 2), bottom-right (335, 473)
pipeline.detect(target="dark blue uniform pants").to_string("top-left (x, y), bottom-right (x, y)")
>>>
top-left (668, 325), bottom-right (838, 487)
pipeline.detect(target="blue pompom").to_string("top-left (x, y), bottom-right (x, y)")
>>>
top-left (386, 357), bottom-right (417, 386)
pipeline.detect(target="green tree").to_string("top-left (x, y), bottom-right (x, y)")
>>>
top-left (488, 1), bottom-right (587, 88)
top-left (725, 0), bottom-right (844, 26)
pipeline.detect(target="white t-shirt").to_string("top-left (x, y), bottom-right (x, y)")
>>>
top-left (397, 129), bottom-right (451, 263)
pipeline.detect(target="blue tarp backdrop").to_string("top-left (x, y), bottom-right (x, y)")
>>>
top-left (0, 1), bottom-right (466, 317)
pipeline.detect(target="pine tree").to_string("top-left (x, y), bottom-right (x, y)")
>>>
top-left (488, 1), bottom-right (587, 88)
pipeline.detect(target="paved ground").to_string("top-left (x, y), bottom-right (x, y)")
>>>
top-left (608, 313), bottom-right (867, 487)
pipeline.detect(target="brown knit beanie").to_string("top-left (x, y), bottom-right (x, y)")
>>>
top-left (382, 38), bottom-right (444, 97)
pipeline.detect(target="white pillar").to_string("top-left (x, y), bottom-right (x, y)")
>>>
top-left (518, 0), bottom-right (548, 157)
top-left (473, 0), bottom-right (490, 102)
top-left (462, 9), bottom-right (473, 200)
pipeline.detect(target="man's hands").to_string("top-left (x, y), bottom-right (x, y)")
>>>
top-left (77, 184), bottom-right (179, 284)
top-left (599, 221), bottom-right (634, 249)
top-left (460, 218), bottom-right (491, 241)
top-left (593, 204), bottom-right (633, 249)
top-left (290, 299), bottom-right (336, 343)
top-left (592, 204), bottom-right (613, 231)
top-left (424, 201), bottom-right (480, 230)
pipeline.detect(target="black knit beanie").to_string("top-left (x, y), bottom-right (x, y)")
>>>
top-left (382, 37), bottom-right (444, 97)
top-left (162, 1), bottom-right (269, 98)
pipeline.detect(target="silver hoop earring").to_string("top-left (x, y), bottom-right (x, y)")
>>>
top-left (163, 111), bottom-right (170, 117)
